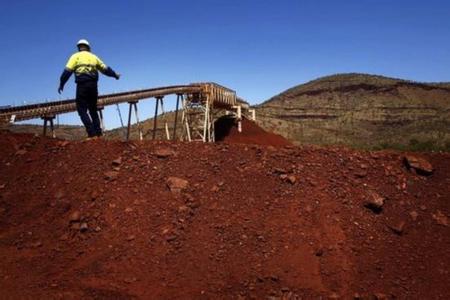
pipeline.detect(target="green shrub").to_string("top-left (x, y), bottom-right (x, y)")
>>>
top-left (373, 139), bottom-right (449, 152)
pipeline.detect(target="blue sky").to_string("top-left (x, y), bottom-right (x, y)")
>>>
top-left (1, 0), bottom-right (449, 128)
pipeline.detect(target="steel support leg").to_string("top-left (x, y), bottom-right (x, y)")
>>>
top-left (50, 118), bottom-right (55, 138)
top-left (43, 119), bottom-right (48, 137)
top-left (209, 109), bottom-right (215, 142)
top-left (42, 115), bottom-right (56, 138)
top-left (152, 97), bottom-right (161, 140)
top-left (250, 109), bottom-right (256, 121)
top-left (237, 105), bottom-right (242, 133)
top-left (133, 102), bottom-right (143, 141)
top-left (98, 107), bottom-right (105, 132)
top-left (126, 102), bottom-right (133, 141)
top-left (159, 98), bottom-right (170, 140)
top-left (181, 97), bottom-right (191, 142)
top-left (126, 101), bottom-right (142, 141)
top-left (232, 105), bottom-right (242, 133)
top-left (173, 94), bottom-right (181, 140)
top-left (203, 100), bottom-right (210, 142)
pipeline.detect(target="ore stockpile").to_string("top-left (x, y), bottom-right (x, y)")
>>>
top-left (0, 127), bottom-right (449, 299)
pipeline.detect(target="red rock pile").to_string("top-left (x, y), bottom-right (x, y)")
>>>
top-left (215, 117), bottom-right (291, 146)
top-left (0, 130), bottom-right (449, 299)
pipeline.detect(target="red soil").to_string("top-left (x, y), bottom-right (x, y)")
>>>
top-left (215, 117), bottom-right (291, 146)
top-left (0, 130), bottom-right (449, 299)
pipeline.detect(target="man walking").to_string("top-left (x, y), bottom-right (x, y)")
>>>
top-left (58, 39), bottom-right (120, 138)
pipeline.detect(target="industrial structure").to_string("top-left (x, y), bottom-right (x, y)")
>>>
top-left (0, 83), bottom-right (255, 142)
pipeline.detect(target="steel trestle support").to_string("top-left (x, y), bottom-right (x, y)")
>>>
top-left (42, 115), bottom-right (56, 138)
top-left (126, 101), bottom-right (142, 141)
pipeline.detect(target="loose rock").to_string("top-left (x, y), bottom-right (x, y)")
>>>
top-left (432, 210), bottom-right (449, 226)
top-left (404, 154), bottom-right (433, 175)
top-left (90, 190), bottom-right (99, 201)
top-left (80, 222), bottom-right (88, 232)
top-left (104, 171), bottom-right (119, 181)
top-left (55, 190), bottom-right (65, 200)
top-left (15, 149), bottom-right (27, 156)
top-left (112, 157), bottom-right (122, 166)
top-left (273, 167), bottom-right (287, 175)
top-left (30, 241), bottom-right (43, 248)
top-left (69, 210), bottom-right (81, 223)
top-left (124, 277), bottom-right (137, 284)
top-left (387, 220), bottom-right (406, 235)
top-left (57, 141), bottom-right (70, 147)
top-left (355, 169), bottom-right (368, 178)
top-left (409, 211), bottom-right (419, 221)
top-left (178, 205), bottom-right (190, 213)
top-left (166, 235), bottom-right (178, 242)
top-left (187, 199), bottom-right (201, 209)
top-left (154, 147), bottom-right (175, 158)
top-left (315, 248), bottom-right (324, 257)
top-left (363, 190), bottom-right (385, 213)
top-left (166, 177), bottom-right (189, 193)
top-left (373, 293), bottom-right (388, 300)
top-left (286, 175), bottom-right (297, 184)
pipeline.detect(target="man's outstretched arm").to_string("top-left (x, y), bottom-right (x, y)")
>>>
top-left (96, 56), bottom-right (120, 79)
top-left (102, 66), bottom-right (120, 79)
top-left (58, 68), bottom-right (73, 94)
top-left (59, 54), bottom-right (77, 94)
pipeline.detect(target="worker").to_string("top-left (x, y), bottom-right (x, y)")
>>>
top-left (58, 39), bottom-right (120, 138)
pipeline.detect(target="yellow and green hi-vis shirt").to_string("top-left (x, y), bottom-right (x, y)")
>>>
top-left (65, 51), bottom-right (107, 83)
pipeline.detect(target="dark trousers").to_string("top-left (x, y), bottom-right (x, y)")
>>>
top-left (76, 82), bottom-right (102, 137)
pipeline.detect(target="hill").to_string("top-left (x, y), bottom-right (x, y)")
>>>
top-left (0, 130), bottom-right (449, 298)
top-left (255, 73), bottom-right (450, 150)
top-left (2, 124), bottom-right (86, 140)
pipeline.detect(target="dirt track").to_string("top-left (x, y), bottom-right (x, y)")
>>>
top-left (0, 129), bottom-right (449, 299)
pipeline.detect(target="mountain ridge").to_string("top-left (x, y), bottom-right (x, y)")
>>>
top-left (255, 73), bottom-right (450, 150)
top-left (261, 73), bottom-right (450, 106)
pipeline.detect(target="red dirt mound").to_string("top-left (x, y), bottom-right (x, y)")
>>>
top-left (215, 116), bottom-right (291, 146)
top-left (0, 130), bottom-right (449, 299)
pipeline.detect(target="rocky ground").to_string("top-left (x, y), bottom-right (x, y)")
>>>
top-left (0, 127), bottom-right (449, 299)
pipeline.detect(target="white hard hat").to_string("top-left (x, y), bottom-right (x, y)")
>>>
top-left (77, 39), bottom-right (90, 47)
